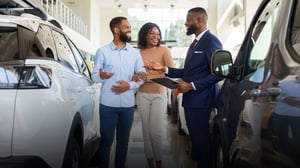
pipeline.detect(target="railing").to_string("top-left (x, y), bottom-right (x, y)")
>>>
top-left (29, 0), bottom-right (88, 38)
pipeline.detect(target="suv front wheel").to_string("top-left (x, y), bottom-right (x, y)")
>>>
top-left (62, 138), bottom-right (81, 168)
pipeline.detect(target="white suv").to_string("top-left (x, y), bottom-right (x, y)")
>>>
top-left (0, 3), bottom-right (100, 168)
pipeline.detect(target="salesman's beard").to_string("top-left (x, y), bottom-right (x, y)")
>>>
top-left (186, 24), bottom-right (197, 36)
top-left (119, 32), bottom-right (131, 43)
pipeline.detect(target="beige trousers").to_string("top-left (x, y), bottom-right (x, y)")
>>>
top-left (136, 92), bottom-right (167, 160)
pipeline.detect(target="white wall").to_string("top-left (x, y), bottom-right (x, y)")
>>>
top-left (98, 8), bottom-right (129, 46)
top-left (90, 0), bottom-right (101, 48)
top-left (60, 0), bottom-right (97, 54)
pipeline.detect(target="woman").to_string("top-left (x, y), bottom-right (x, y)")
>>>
top-left (136, 22), bottom-right (174, 168)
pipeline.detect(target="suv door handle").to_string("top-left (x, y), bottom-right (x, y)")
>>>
top-left (249, 87), bottom-right (281, 97)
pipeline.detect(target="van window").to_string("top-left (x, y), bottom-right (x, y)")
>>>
top-left (52, 30), bottom-right (79, 72)
top-left (248, 0), bottom-right (280, 83)
top-left (30, 25), bottom-right (56, 59)
top-left (291, 1), bottom-right (300, 56)
top-left (68, 39), bottom-right (90, 78)
top-left (0, 26), bottom-right (18, 61)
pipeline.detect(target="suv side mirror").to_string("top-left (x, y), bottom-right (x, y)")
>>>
top-left (211, 50), bottom-right (233, 78)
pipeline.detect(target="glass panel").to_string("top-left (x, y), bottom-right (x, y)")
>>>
top-left (0, 26), bottom-right (18, 61)
top-left (68, 39), bottom-right (90, 78)
top-left (128, 8), bottom-right (192, 47)
top-left (248, 0), bottom-right (280, 83)
top-left (291, 0), bottom-right (300, 57)
top-left (29, 25), bottom-right (56, 59)
top-left (52, 30), bottom-right (79, 72)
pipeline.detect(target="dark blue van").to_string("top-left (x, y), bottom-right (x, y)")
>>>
top-left (211, 0), bottom-right (300, 167)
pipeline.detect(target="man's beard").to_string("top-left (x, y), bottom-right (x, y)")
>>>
top-left (186, 24), bottom-right (197, 36)
top-left (119, 32), bottom-right (131, 42)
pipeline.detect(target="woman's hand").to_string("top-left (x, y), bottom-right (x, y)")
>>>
top-left (144, 61), bottom-right (165, 73)
top-left (132, 72), bottom-right (147, 82)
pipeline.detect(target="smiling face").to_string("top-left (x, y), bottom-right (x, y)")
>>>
top-left (184, 8), bottom-right (208, 36)
top-left (185, 12), bottom-right (198, 36)
top-left (137, 22), bottom-right (162, 49)
top-left (146, 27), bottom-right (161, 47)
top-left (116, 19), bottom-right (132, 42)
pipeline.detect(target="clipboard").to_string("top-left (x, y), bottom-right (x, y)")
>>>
top-left (151, 77), bottom-right (179, 89)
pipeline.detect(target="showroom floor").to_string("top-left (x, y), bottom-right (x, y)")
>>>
top-left (108, 109), bottom-right (197, 168)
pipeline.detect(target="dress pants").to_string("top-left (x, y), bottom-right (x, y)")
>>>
top-left (184, 107), bottom-right (212, 168)
top-left (136, 92), bottom-right (167, 160)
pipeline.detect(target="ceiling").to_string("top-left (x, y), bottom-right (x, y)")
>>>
top-left (94, 0), bottom-right (207, 9)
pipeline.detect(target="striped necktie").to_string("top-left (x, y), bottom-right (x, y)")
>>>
top-left (191, 39), bottom-right (197, 48)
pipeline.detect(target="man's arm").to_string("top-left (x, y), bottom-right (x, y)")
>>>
top-left (281, 96), bottom-right (300, 108)
top-left (91, 49), bottom-right (103, 83)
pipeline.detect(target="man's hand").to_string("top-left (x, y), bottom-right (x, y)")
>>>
top-left (132, 72), bottom-right (147, 82)
top-left (177, 81), bottom-right (193, 93)
top-left (282, 96), bottom-right (300, 108)
top-left (111, 80), bottom-right (130, 94)
top-left (100, 67), bottom-right (114, 79)
top-left (144, 61), bottom-right (165, 73)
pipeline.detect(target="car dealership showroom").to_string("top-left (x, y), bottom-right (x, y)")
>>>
top-left (1, 0), bottom-right (300, 168)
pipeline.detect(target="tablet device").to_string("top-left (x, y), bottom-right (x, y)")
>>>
top-left (151, 77), bottom-right (179, 89)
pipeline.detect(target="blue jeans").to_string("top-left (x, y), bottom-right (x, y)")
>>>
top-left (98, 104), bottom-right (135, 168)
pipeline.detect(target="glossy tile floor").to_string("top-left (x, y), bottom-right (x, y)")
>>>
top-left (108, 110), bottom-right (197, 168)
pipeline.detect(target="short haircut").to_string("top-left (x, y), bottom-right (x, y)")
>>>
top-left (188, 7), bottom-right (207, 17)
top-left (109, 16), bottom-right (127, 34)
top-left (137, 22), bottom-right (162, 49)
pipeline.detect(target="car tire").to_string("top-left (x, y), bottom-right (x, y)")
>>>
top-left (62, 138), bottom-right (81, 168)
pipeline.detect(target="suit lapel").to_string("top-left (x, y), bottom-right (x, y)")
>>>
top-left (184, 30), bottom-right (210, 66)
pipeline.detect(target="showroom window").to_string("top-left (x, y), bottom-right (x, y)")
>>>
top-left (128, 8), bottom-right (193, 47)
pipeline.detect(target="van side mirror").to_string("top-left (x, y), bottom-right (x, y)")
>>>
top-left (211, 50), bottom-right (233, 78)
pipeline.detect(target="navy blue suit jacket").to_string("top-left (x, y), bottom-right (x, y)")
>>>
top-left (167, 30), bottom-right (223, 108)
